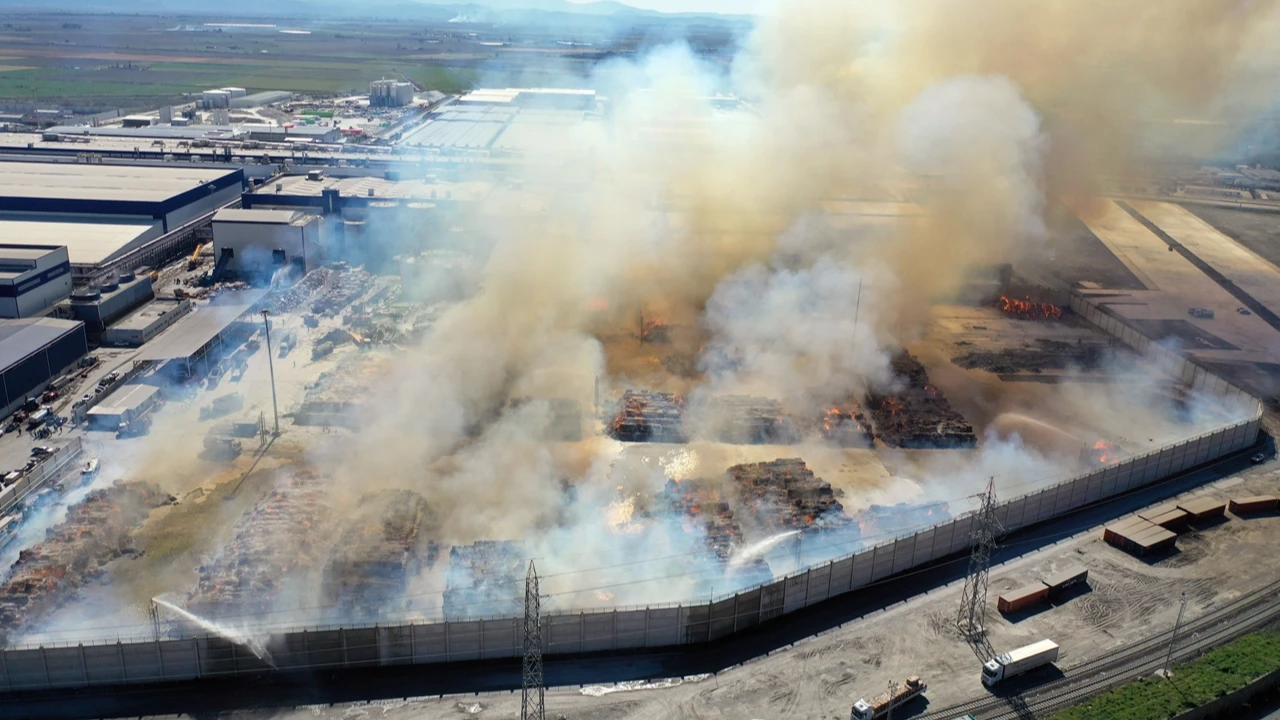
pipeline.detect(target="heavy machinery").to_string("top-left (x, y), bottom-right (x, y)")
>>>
top-left (203, 435), bottom-right (243, 459)
top-left (188, 242), bottom-right (207, 271)
top-left (982, 639), bottom-right (1059, 687)
top-left (850, 677), bottom-right (927, 720)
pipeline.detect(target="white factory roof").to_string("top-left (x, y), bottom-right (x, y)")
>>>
top-left (263, 175), bottom-right (492, 202)
top-left (0, 162), bottom-right (239, 204)
top-left (0, 215), bottom-right (160, 266)
top-left (213, 208), bottom-right (306, 225)
top-left (87, 383), bottom-right (159, 416)
top-left (0, 317), bottom-right (83, 372)
top-left (134, 288), bottom-right (268, 362)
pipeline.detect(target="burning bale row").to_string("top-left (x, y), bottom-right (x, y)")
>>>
top-left (186, 470), bottom-right (335, 617)
top-left (869, 353), bottom-right (977, 449)
top-left (701, 395), bottom-right (800, 445)
top-left (660, 478), bottom-right (747, 563)
top-left (610, 391), bottom-right (686, 443)
top-left (0, 482), bottom-right (173, 644)
top-left (443, 541), bottom-right (526, 620)
top-left (727, 459), bottom-right (850, 533)
top-left (817, 401), bottom-right (874, 446)
top-left (323, 490), bottom-right (438, 615)
top-left (997, 295), bottom-right (1064, 321)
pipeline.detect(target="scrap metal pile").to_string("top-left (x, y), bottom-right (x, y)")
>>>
top-left (727, 459), bottom-right (851, 533)
top-left (610, 391), bottom-right (687, 443)
top-left (265, 266), bottom-right (332, 314)
top-left (868, 353), bottom-right (977, 449)
top-left (0, 482), bottom-right (173, 644)
top-left (852, 501), bottom-right (950, 540)
top-left (702, 396), bottom-right (801, 445)
top-left (323, 490), bottom-right (438, 614)
top-left (310, 265), bottom-right (376, 317)
top-left (186, 470), bottom-right (335, 617)
top-left (443, 541), bottom-right (525, 620)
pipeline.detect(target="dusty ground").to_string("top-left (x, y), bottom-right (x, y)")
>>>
top-left (1188, 205), bottom-right (1280, 269)
top-left (127, 456), bottom-right (1280, 720)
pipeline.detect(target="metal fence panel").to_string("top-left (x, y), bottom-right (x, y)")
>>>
top-left (805, 563), bottom-right (833, 606)
top-left (480, 618), bottom-right (518, 659)
top-left (158, 639), bottom-right (201, 680)
top-left (82, 643), bottom-right (126, 685)
top-left (829, 556), bottom-right (855, 594)
top-left (582, 612), bottom-right (615, 652)
top-left (647, 607), bottom-right (681, 647)
top-left (615, 610), bottom-right (648, 649)
top-left (870, 542), bottom-right (895, 582)
top-left (547, 614), bottom-right (582, 654)
top-left (891, 536), bottom-right (917, 575)
top-left (709, 598), bottom-right (737, 641)
top-left (851, 550), bottom-right (874, 590)
top-left (783, 573), bottom-right (809, 614)
top-left (912, 527), bottom-right (937, 566)
top-left (344, 627), bottom-right (379, 666)
top-left (760, 579), bottom-right (786, 622)
top-left (411, 623), bottom-right (446, 664)
top-left (445, 621), bottom-right (482, 661)
top-left (683, 604), bottom-right (711, 644)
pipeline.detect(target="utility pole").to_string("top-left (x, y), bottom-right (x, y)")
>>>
top-left (886, 678), bottom-right (899, 720)
top-left (957, 477), bottom-right (1001, 657)
top-left (521, 560), bottom-right (545, 720)
top-left (1162, 592), bottom-right (1188, 678)
top-left (260, 310), bottom-right (280, 436)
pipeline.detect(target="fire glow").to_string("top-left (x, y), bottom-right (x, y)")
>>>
top-left (998, 295), bottom-right (1063, 320)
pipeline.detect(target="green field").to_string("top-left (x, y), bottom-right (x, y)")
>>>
top-left (1050, 630), bottom-right (1280, 720)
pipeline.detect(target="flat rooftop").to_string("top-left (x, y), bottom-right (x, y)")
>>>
top-left (88, 383), bottom-right (159, 415)
top-left (0, 161), bottom-right (240, 204)
top-left (134, 289), bottom-right (267, 362)
top-left (213, 208), bottom-right (305, 224)
top-left (112, 299), bottom-right (185, 331)
top-left (0, 317), bottom-right (82, 372)
top-left (0, 215), bottom-right (159, 266)
top-left (261, 175), bottom-right (492, 202)
top-left (0, 245), bottom-right (61, 261)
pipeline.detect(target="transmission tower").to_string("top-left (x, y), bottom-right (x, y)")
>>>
top-left (957, 477), bottom-right (1001, 654)
top-left (521, 560), bottom-right (545, 720)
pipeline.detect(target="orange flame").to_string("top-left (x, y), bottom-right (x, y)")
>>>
top-left (998, 295), bottom-right (1063, 320)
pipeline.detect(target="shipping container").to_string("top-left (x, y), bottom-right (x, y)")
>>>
top-left (998, 583), bottom-right (1050, 614)
top-left (1229, 496), bottom-right (1278, 515)
top-left (1042, 566), bottom-right (1088, 598)
top-left (1104, 517), bottom-right (1177, 556)
top-left (1177, 497), bottom-right (1227, 522)
top-left (1137, 503), bottom-right (1191, 532)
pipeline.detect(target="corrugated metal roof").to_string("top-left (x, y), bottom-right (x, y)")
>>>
top-left (0, 162), bottom-right (240, 204)
top-left (87, 383), bottom-right (159, 415)
top-left (0, 216), bottom-right (159, 266)
top-left (134, 289), bottom-right (267, 362)
top-left (0, 318), bottom-right (82, 372)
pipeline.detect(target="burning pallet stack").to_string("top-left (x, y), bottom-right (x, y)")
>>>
top-left (610, 391), bottom-right (686, 443)
top-left (443, 541), bottom-right (525, 620)
top-left (727, 459), bottom-right (850, 532)
top-left (0, 482), bottom-right (173, 643)
top-left (997, 295), bottom-right (1064, 321)
top-left (817, 402), bottom-right (875, 446)
top-left (323, 490), bottom-right (438, 613)
top-left (869, 353), bottom-right (977, 449)
top-left (660, 478), bottom-right (744, 563)
top-left (704, 396), bottom-right (800, 445)
top-left (187, 471), bottom-right (335, 617)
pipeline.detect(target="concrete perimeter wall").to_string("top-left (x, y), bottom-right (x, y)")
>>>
top-left (0, 290), bottom-right (1265, 690)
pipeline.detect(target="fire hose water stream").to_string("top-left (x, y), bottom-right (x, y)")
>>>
top-left (727, 530), bottom-right (801, 571)
top-left (151, 595), bottom-right (276, 668)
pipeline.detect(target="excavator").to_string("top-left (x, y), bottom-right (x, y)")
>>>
top-left (187, 242), bottom-right (207, 271)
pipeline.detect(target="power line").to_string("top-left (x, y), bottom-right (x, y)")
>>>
top-left (956, 477), bottom-right (1000, 660)
top-left (521, 560), bottom-right (545, 720)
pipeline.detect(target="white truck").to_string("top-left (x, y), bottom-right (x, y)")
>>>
top-left (982, 639), bottom-right (1059, 687)
top-left (850, 676), bottom-right (926, 720)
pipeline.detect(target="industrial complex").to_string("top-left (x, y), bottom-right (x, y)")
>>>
top-left (0, 6), bottom-right (1278, 720)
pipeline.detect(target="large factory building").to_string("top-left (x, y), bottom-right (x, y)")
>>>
top-left (0, 317), bottom-right (88, 416)
top-left (212, 208), bottom-right (323, 279)
top-left (0, 162), bottom-right (245, 281)
top-left (0, 245), bottom-right (72, 318)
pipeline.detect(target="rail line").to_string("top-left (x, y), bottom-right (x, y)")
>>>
top-left (916, 574), bottom-right (1280, 719)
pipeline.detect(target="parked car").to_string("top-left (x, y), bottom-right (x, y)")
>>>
top-left (1252, 453), bottom-right (1266, 464)
top-left (29, 446), bottom-right (54, 458)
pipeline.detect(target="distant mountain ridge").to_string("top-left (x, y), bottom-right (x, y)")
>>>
top-left (0, 0), bottom-right (746, 19)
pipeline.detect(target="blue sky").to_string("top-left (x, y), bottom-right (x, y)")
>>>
top-left (567, 0), bottom-right (771, 15)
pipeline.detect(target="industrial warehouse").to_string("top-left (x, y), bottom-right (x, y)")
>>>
top-left (1, 6), bottom-right (1280, 720)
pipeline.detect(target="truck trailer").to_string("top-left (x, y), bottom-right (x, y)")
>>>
top-left (850, 676), bottom-right (926, 720)
top-left (982, 639), bottom-right (1058, 687)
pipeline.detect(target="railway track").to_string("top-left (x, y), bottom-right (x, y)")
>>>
top-left (916, 574), bottom-right (1280, 720)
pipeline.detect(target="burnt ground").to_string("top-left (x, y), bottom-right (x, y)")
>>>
top-left (1030, 202), bottom-right (1150, 291)
top-left (1186, 205), bottom-right (1280, 269)
top-left (952, 338), bottom-right (1111, 375)
top-left (10, 439), bottom-right (1280, 720)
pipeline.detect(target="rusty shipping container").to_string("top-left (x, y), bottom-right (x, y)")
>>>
top-left (1229, 495), bottom-right (1279, 515)
top-left (1177, 497), bottom-right (1227, 522)
top-left (1042, 566), bottom-right (1088, 599)
top-left (1103, 516), bottom-right (1177, 557)
top-left (998, 583), bottom-right (1050, 614)
top-left (1137, 503), bottom-right (1191, 532)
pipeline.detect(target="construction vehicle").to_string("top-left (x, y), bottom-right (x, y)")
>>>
top-left (850, 677), bottom-right (926, 720)
top-left (117, 415), bottom-right (152, 438)
top-left (203, 435), bottom-right (243, 459)
top-left (982, 639), bottom-right (1059, 687)
top-left (312, 341), bottom-right (334, 360)
top-left (188, 242), bottom-right (207, 271)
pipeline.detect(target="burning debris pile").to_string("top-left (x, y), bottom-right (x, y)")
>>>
top-left (443, 541), bottom-right (525, 620)
top-left (0, 482), bottom-right (173, 644)
top-left (187, 470), bottom-right (335, 617)
top-left (997, 295), bottom-right (1064, 321)
top-left (658, 479), bottom-right (760, 570)
top-left (952, 339), bottom-right (1108, 375)
top-left (505, 397), bottom-right (583, 441)
top-left (869, 353), bottom-right (977, 449)
top-left (1083, 439), bottom-right (1120, 466)
top-left (265, 266), bottom-right (332, 314)
top-left (727, 459), bottom-right (850, 533)
top-left (323, 490), bottom-right (438, 615)
top-left (640, 317), bottom-right (671, 344)
top-left (852, 501), bottom-right (950, 541)
top-left (702, 396), bottom-right (800, 445)
top-left (817, 402), bottom-right (874, 446)
top-left (610, 391), bottom-right (686, 443)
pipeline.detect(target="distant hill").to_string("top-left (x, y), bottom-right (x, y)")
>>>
top-left (0, 0), bottom-right (745, 20)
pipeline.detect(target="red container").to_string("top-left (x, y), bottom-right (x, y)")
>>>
top-left (1229, 496), bottom-right (1278, 515)
top-left (998, 583), bottom-right (1050, 614)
